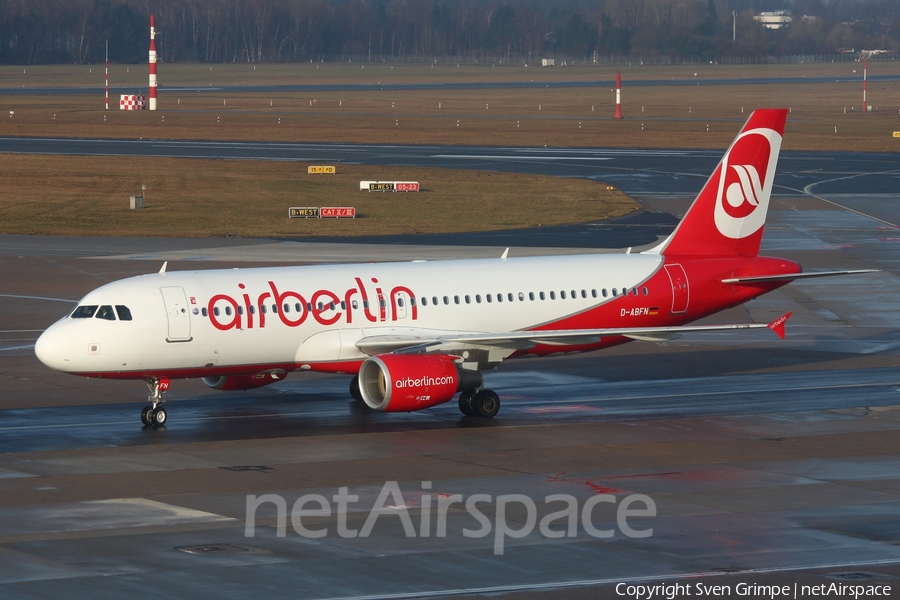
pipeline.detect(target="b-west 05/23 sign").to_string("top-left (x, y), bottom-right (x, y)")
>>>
top-left (359, 181), bottom-right (420, 192)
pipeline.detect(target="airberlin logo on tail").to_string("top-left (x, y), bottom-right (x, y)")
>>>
top-left (713, 127), bottom-right (782, 240)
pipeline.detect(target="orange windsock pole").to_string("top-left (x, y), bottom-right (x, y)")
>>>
top-left (614, 71), bottom-right (622, 119)
top-left (149, 13), bottom-right (157, 110)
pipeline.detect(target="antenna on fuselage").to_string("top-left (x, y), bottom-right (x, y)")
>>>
top-left (159, 261), bottom-right (168, 274)
top-left (500, 248), bottom-right (509, 261)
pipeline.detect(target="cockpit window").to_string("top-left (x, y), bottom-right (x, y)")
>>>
top-left (95, 305), bottom-right (116, 320)
top-left (71, 305), bottom-right (98, 319)
top-left (115, 305), bottom-right (132, 321)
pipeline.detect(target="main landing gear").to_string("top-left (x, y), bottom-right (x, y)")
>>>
top-left (458, 389), bottom-right (500, 419)
top-left (141, 377), bottom-right (170, 427)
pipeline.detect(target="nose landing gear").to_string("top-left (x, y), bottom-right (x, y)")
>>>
top-left (141, 377), bottom-right (170, 427)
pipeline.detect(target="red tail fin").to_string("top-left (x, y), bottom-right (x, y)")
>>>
top-left (660, 109), bottom-right (788, 257)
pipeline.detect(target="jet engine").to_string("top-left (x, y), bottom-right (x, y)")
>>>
top-left (201, 370), bottom-right (286, 391)
top-left (358, 354), bottom-right (482, 412)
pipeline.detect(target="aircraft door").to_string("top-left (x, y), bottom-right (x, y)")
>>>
top-left (663, 264), bottom-right (690, 314)
top-left (160, 286), bottom-right (192, 341)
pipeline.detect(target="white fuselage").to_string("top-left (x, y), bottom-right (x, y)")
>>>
top-left (36, 253), bottom-right (663, 378)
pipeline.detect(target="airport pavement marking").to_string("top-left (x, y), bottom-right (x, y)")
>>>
top-left (798, 170), bottom-right (900, 228)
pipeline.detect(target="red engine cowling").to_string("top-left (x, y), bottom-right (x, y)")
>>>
top-left (359, 355), bottom-right (461, 412)
top-left (202, 370), bottom-right (286, 391)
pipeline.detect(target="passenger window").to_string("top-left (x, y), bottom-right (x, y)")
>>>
top-left (560, 291), bottom-right (566, 299)
top-left (272, 304), bottom-right (278, 314)
top-left (249, 305), bottom-right (256, 315)
top-left (260, 305), bottom-right (267, 314)
top-left (432, 296), bottom-right (438, 305)
top-left (602, 289), bottom-right (608, 298)
top-left (571, 290), bottom-right (577, 298)
top-left (550, 291), bottom-right (556, 300)
top-left (612, 289), bottom-right (618, 297)
top-left (379, 299), bottom-right (385, 308)
top-left (465, 295), bottom-right (471, 304)
top-left (331, 302), bottom-right (337, 310)
top-left (282, 304), bottom-right (289, 313)
top-left (421, 297), bottom-right (428, 306)
top-left (352, 300), bottom-right (359, 309)
top-left (518, 292), bottom-right (524, 301)
top-left (476, 294), bottom-right (482, 303)
top-left (581, 290), bottom-right (587, 298)
top-left (71, 305), bottom-right (98, 319)
top-left (487, 294), bottom-right (493, 303)
top-left (317, 302), bottom-right (324, 311)
top-left (115, 305), bottom-right (132, 321)
top-left (225, 306), bottom-right (232, 316)
top-left (306, 303), bottom-right (312, 312)
top-left (410, 298), bottom-right (416, 306)
top-left (632, 288), bottom-right (638, 296)
top-left (528, 292), bottom-right (534, 301)
top-left (398, 298), bottom-right (404, 307)
top-left (507, 293), bottom-right (513, 302)
top-left (642, 287), bottom-right (649, 296)
top-left (237, 306), bottom-right (244, 315)
top-left (497, 294), bottom-right (503, 303)
top-left (363, 300), bottom-right (370, 308)
top-left (214, 307), bottom-right (221, 316)
top-left (443, 296), bottom-right (449, 305)
top-left (298, 303), bottom-right (304, 312)
top-left (201, 307), bottom-right (208, 317)
top-left (454, 296), bottom-right (460, 305)
top-left (96, 305), bottom-right (116, 320)
top-left (540, 292), bottom-right (545, 300)
top-left (591, 289), bottom-right (597, 298)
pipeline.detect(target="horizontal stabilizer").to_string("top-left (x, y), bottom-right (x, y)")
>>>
top-left (722, 269), bottom-right (879, 285)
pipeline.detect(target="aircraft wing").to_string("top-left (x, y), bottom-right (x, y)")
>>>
top-left (722, 269), bottom-right (878, 285)
top-left (356, 313), bottom-right (792, 355)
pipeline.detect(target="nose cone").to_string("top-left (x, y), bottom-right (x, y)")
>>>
top-left (35, 324), bottom-right (69, 372)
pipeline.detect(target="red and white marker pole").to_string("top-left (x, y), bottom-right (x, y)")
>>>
top-left (105, 39), bottom-right (109, 110)
top-left (148, 13), bottom-right (157, 111)
top-left (614, 71), bottom-right (622, 119)
top-left (863, 56), bottom-right (867, 113)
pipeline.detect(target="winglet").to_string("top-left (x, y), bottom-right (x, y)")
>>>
top-left (767, 312), bottom-right (792, 339)
top-left (159, 261), bottom-right (168, 274)
top-left (501, 248), bottom-right (509, 261)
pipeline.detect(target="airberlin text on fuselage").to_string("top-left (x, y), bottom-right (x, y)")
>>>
top-left (207, 277), bottom-right (417, 331)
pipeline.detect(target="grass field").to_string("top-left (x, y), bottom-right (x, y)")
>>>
top-left (0, 62), bottom-right (897, 151)
top-left (0, 155), bottom-right (637, 238)
top-left (0, 62), bottom-right (895, 238)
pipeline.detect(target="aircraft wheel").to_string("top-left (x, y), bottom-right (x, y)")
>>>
top-left (350, 375), bottom-right (363, 402)
top-left (474, 389), bottom-right (500, 418)
top-left (140, 405), bottom-right (153, 426)
top-left (151, 407), bottom-right (167, 427)
top-left (458, 390), bottom-right (477, 416)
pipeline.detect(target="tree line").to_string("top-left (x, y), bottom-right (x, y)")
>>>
top-left (0, 0), bottom-right (897, 65)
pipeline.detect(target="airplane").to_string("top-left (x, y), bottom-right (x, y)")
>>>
top-left (34, 108), bottom-right (875, 427)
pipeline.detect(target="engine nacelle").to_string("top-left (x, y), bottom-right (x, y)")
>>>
top-left (202, 370), bottom-right (286, 391)
top-left (359, 355), bottom-right (480, 412)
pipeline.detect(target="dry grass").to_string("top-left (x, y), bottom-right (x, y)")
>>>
top-left (0, 63), bottom-right (896, 151)
top-left (0, 155), bottom-right (637, 238)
